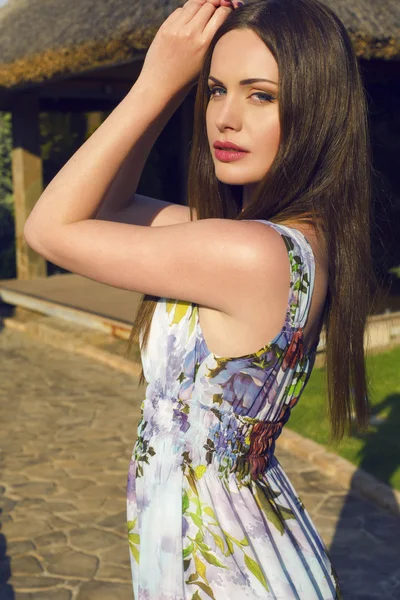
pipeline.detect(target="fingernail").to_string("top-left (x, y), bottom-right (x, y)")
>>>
top-left (237, 2), bottom-right (244, 6)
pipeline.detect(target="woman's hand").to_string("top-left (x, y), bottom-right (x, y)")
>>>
top-left (138, 0), bottom-right (236, 97)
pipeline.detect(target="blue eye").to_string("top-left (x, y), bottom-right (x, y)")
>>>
top-left (207, 86), bottom-right (275, 103)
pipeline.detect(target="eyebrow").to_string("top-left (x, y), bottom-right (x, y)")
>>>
top-left (208, 76), bottom-right (278, 86)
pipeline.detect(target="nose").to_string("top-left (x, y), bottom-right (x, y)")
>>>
top-left (214, 94), bottom-right (243, 132)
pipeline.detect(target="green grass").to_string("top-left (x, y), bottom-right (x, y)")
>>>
top-left (287, 345), bottom-right (400, 491)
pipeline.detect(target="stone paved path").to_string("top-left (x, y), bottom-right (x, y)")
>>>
top-left (0, 326), bottom-right (399, 599)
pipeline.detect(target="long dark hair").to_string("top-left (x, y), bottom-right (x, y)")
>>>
top-left (125, 0), bottom-right (379, 445)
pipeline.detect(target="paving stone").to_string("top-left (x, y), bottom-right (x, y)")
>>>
top-left (46, 501), bottom-right (78, 513)
top-left (70, 528), bottom-right (124, 552)
top-left (3, 518), bottom-right (53, 539)
top-left (47, 516), bottom-right (75, 530)
top-left (15, 591), bottom-right (73, 600)
top-left (0, 497), bottom-right (17, 514)
top-left (6, 540), bottom-right (36, 556)
top-left (67, 512), bottom-right (108, 526)
top-left (78, 484), bottom-right (123, 499)
top-left (98, 511), bottom-right (127, 530)
top-left (77, 581), bottom-right (133, 600)
top-left (41, 548), bottom-right (99, 578)
top-left (10, 575), bottom-right (63, 589)
top-left (95, 562), bottom-right (132, 581)
top-left (98, 543), bottom-right (131, 567)
top-left (71, 497), bottom-right (109, 511)
top-left (1, 514), bottom-right (13, 524)
top-left (35, 531), bottom-right (68, 549)
top-left (59, 479), bottom-right (95, 493)
top-left (10, 482), bottom-right (57, 497)
top-left (11, 555), bottom-right (44, 575)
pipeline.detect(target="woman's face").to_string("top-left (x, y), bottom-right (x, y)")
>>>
top-left (206, 28), bottom-right (280, 197)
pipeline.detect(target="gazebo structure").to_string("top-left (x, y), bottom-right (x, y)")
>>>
top-left (0, 0), bottom-right (399, 282)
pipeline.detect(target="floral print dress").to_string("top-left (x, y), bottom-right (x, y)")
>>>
top-left (126, 219), bottom-right (342, 599)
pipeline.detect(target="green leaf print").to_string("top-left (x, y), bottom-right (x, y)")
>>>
top-left (171, 300), bottom-right (191, 325)
top-left (129, 532), bottom-right (140, 544)
top-left (184, 557), bottom-right (191, 571)
top-left (244, 553), bottom-right (269, 591)
top-left (254, 484), bottom-right (295, 535)
top-left (198, 547), bottom-right (228, 569)
top-left (282, 234), bottom-right (294, 251)
top-left (127, 517), bottom-right (140, 564)
top-left (187, 580), bottom-right (216, 600)
top-left (209, 530), bottom-right (225, 554)
top-left (212, 393), bottom-right (223, 406)
top-left (195, 531), bottom-right (204, 544)
top-left (127, 519), bottom-right (136, 531)
top-left (224, 534), bottom-right (234, 555)
top-left (194, 552), bottom-right (207, 580)
top-left (191, 591), bottom-right (202, 600)
top-left (203, 506), bottom-right (216, 519)
top-left (224, 531), bottom-right (249, 552)
top-left (188, 511), bottom-right (203, 529)
top-left (195, 464), bottom-right (207, 480)
top-left (299, 282), bottom-right (308, 294)
top-left (128, 537), bottom-right (140, 564)
top-left (183, 490), bottom-right (190, 513)
top-left (183, 542), bottom-right (194, 558)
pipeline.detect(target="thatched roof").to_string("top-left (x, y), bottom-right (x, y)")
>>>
top-left (0, 0), bottom-right (399, 90)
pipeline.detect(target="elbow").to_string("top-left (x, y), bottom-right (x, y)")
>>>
top-left (23, 223), bottom-right (43, 253)
top-left (23, 223), bottom-right (35, 246)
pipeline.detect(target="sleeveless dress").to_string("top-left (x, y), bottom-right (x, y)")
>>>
top-left (126, 219), bottom-right (342, 600)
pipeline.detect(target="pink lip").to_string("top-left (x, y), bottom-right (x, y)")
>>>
top-left (213, 140), bottom-right (248, 152)
top-left (214, 148), bottom-right (248, 162)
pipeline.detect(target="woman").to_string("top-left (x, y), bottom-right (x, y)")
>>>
top-left (24, 0), bottom-right (376, 598)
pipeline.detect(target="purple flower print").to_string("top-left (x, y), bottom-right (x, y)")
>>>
top-left (127, 458), bottom-right (136, 502)
top-left (173, 407), bottom-right (190, 433)
top-left (182, 515), bottom-right (189, 537)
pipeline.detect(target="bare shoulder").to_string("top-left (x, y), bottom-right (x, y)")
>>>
top-left (196, 220), bottom-right (298, 358)
top-left (213, 219), bottom-right (295, 319)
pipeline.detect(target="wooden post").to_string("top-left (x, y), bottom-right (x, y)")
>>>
top-left (11, 92), bottom-right (46, 280)
top-left (86, 111), bottom-right (104, 138)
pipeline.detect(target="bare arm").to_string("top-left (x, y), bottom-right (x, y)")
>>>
top-left (95, 193), bottom-right (197, 227)
top-left (24, 77), bottom-right (191, 243)
top-left (93, 88), bottom-right (188, 220)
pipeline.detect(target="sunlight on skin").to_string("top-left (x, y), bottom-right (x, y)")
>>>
top-left (206, 28), bottom-right (280, 210)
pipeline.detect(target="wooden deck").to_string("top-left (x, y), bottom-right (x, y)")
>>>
top-left (0, 274), bottom-right (143, 339)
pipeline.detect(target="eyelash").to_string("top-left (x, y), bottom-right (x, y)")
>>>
top-left (207, 86), bottom-right (275, 103)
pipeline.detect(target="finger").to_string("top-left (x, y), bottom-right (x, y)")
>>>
top-left (202, 5), bottom-right (232, 35)
top-left (186, 2), bottom-right (226, 32)
top-left (191, 6), bottom-right (233, 36)
top-left (206, 0), bottom-right (231, 5)
top-left (179, 0), bottom-right (214, 25)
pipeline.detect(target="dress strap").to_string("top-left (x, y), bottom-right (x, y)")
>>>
top-left (243, 219), bottom-right (316, 330)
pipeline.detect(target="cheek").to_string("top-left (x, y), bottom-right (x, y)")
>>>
top-left (253, 120), bottom-right (280, 164)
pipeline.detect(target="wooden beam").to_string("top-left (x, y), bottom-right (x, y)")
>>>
top-left (11, 92), bottom-right (46, 280)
